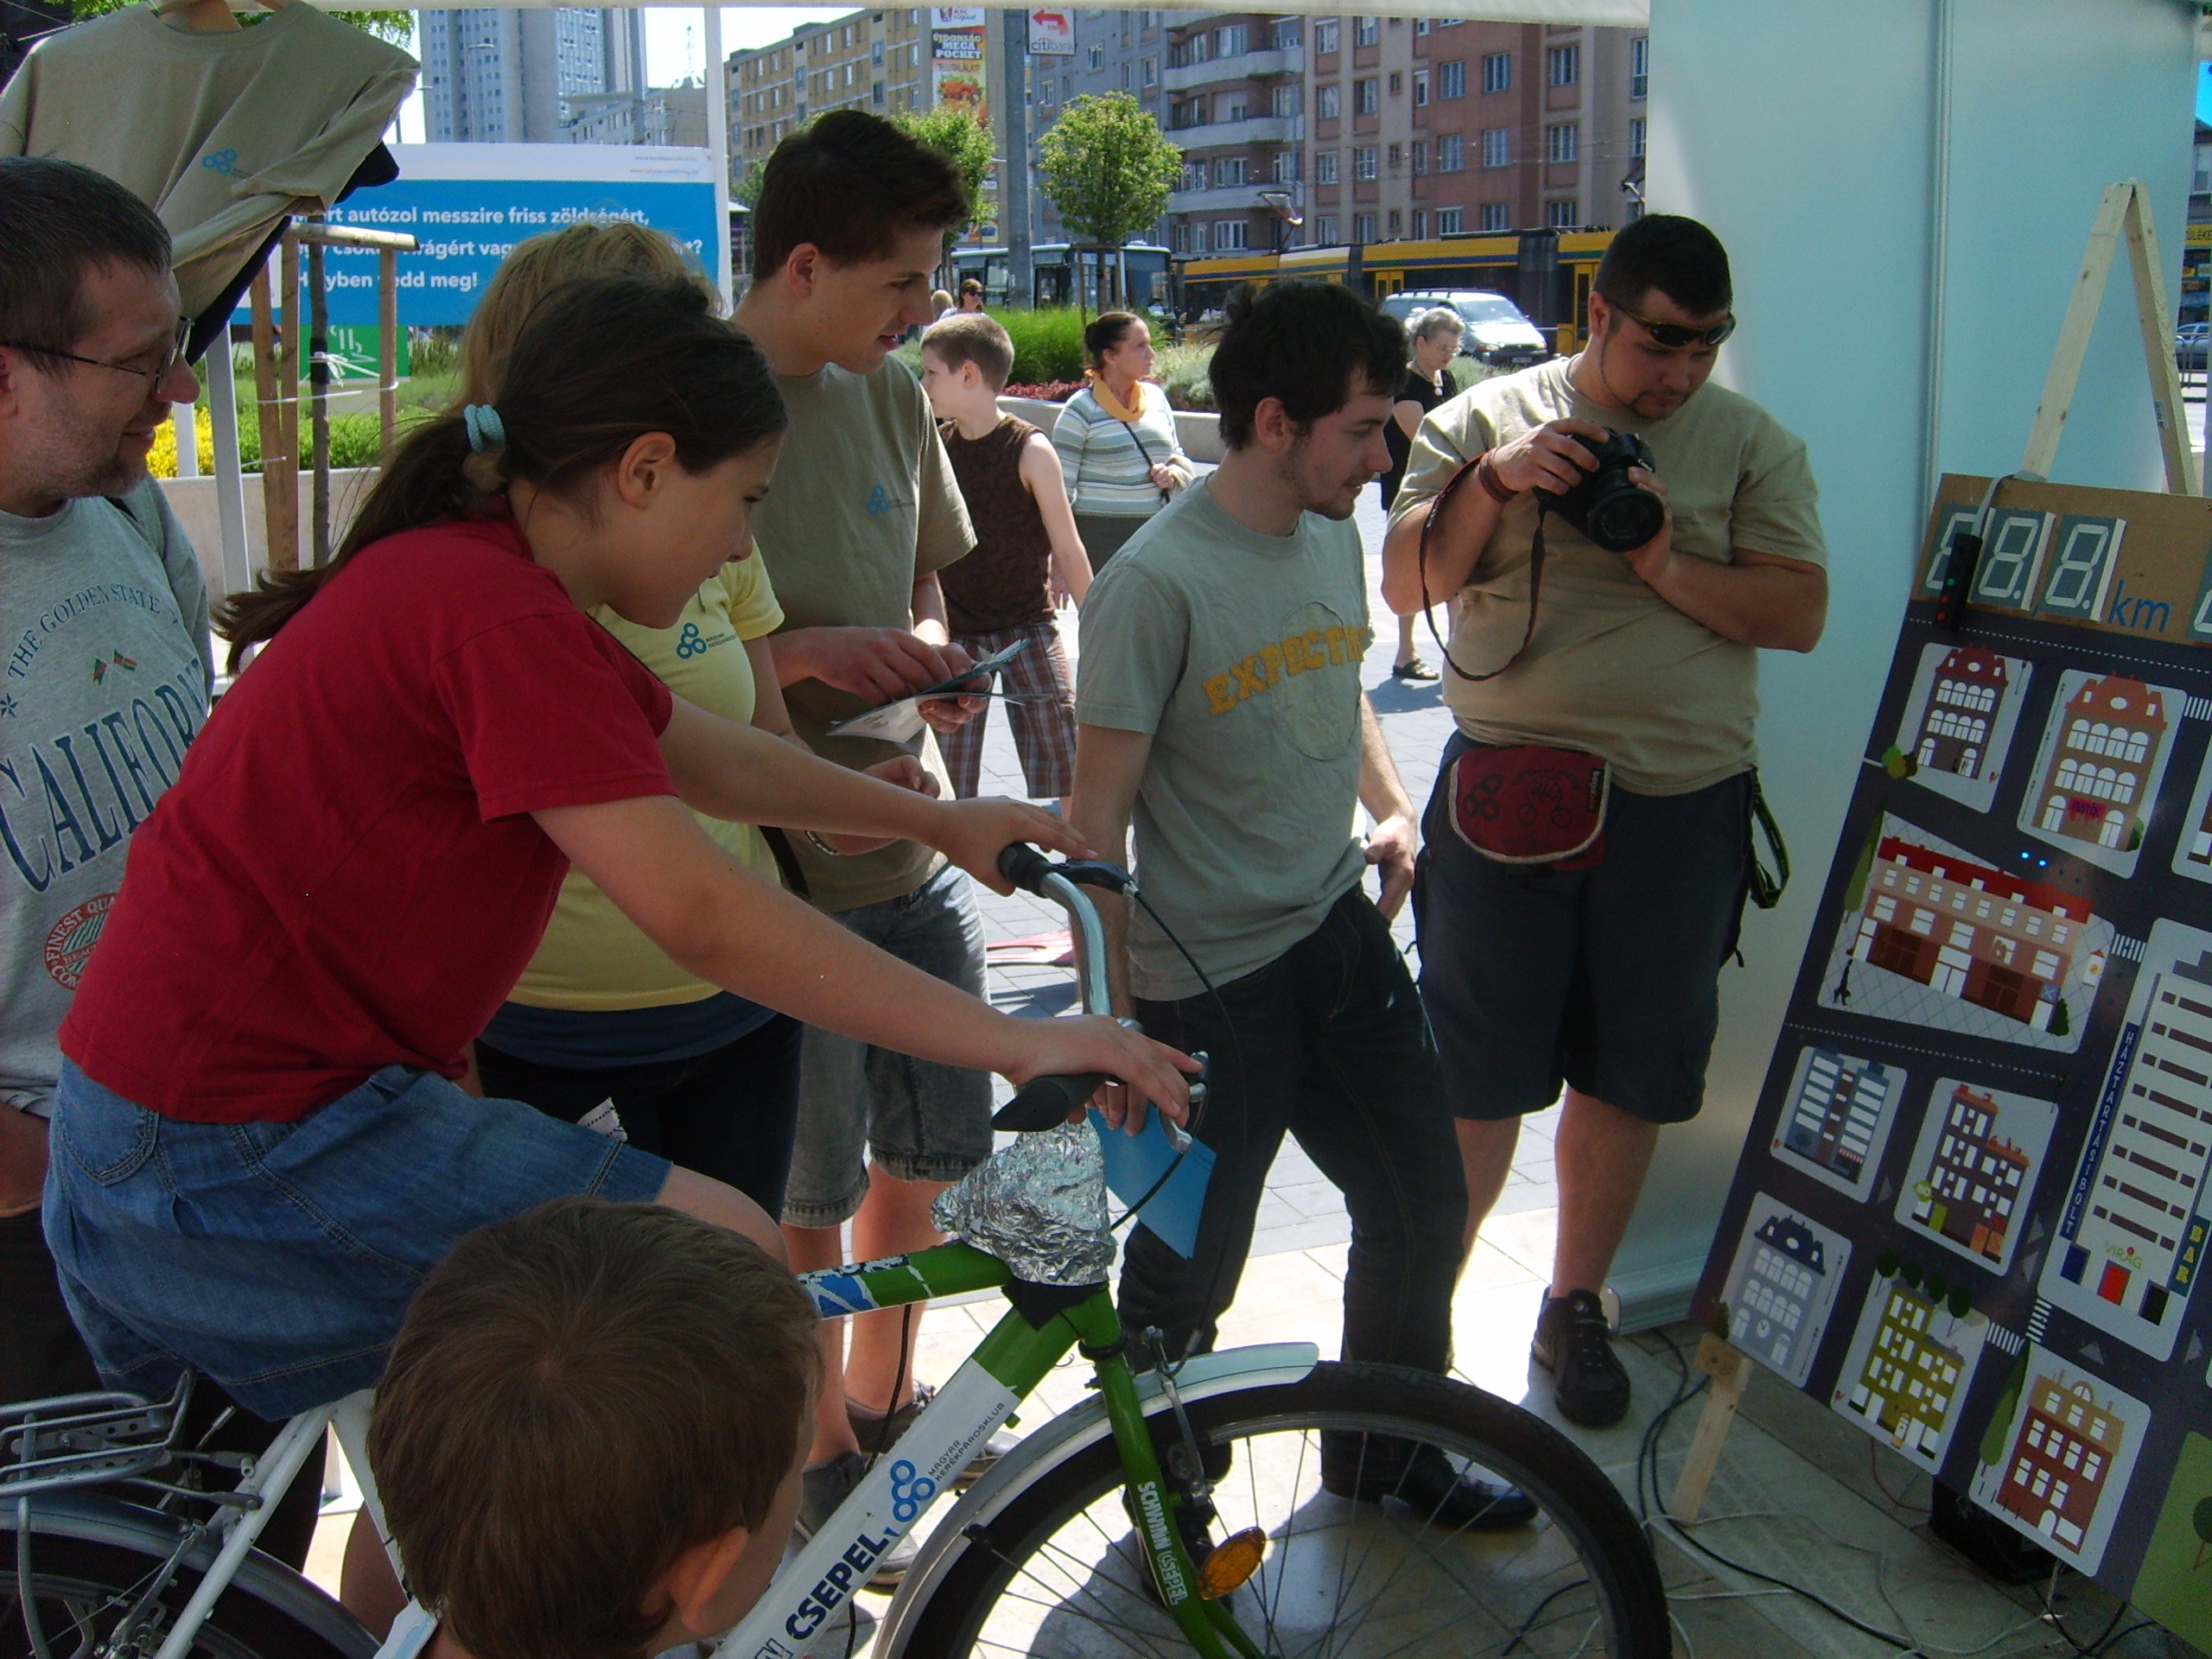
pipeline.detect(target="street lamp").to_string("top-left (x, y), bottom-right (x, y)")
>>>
top-left (1259, 188), bottom-right (1303, 255)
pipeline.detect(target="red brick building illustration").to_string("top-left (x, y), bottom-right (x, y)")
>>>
top-left (1846, 1281), bottom-right (1965, 1459)
top-left (2035, 676), bottom-right (2167, 852)
top-left (1853, 838), bottom-right (2090, 1033)
top-left (1998, 1372), bottom-right (2124, 1552)
top-left (1910, 1084), bottom-right (2032, 1262)
top-left (1916, 648), bottom-right (2008, 778)
top-left (1782, 1048), bottom-right (1894, 1184)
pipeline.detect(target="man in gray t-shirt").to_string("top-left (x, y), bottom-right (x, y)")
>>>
top-left (1073, 281), bottom-right (1531, 1531)
top-left (0, 159), bottom-right (211, 1405)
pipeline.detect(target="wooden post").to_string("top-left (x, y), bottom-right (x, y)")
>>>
top-left (1668, 1333), bottom-right (1751, 1523)
top-left (2120, 183), bottom-right (2198, 493)
top-left (378, 248), bottom-right (398, 451)
top-left (247, 264), bottom-right (295, 574)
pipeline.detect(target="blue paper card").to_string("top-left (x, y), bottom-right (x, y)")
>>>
top-left (1089, 1106), bottom-right (1215, 1258)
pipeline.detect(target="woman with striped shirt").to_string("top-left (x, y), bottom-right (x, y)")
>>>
top-left (1051, 311), bottom-right (1193, 570)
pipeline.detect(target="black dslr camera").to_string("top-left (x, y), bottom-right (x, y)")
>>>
top-left (1541, 429), bottom-right (1665, 553)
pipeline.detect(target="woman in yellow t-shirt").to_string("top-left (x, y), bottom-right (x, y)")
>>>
top-left (462, 225), bottom-right (918, 1214)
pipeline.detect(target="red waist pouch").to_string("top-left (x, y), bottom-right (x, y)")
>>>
top-left (1448, 745), bottom-right (1611, 871)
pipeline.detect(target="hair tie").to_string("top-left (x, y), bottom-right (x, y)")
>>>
top-left (462, 404), bottom-right (506, 454)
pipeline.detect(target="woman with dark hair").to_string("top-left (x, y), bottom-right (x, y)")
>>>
top-left (41, 275), bottom-right (1194, 1437)
top-left (1050, 310), bottom-right (1193, 570)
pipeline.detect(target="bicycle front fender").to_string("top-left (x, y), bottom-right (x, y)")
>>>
top-left (876, 1340), bottom-right (1319, 1659)
top-left (3, 1488), bottom-right (378, 1658)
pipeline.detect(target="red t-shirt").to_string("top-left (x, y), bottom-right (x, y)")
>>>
top-left (61, 518), bottom-right (677, 1122)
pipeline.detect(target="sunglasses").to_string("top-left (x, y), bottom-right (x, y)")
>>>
top-left (1610, 301), bottom-right (1735, 350)
top-left (0, 317), bottom-right (193, 393)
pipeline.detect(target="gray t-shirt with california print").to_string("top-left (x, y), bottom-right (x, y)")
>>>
top-left (0, 480), bottom-right (211, 1116)
top-left (1077, 477), bottom-right (1371, 1001)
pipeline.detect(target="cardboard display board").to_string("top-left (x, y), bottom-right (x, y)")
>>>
top-left (1694, 474), bottom-right (2212, 1640)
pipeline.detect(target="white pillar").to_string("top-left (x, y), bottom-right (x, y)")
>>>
top-left (202, 339), bottom-right (253, 601)
top-left (1608, 0), bottom-right (2198, 1327)
top-left (171, 403), bottom-right (199, 480)
top-left (703, 4), bottom-right (733, 306)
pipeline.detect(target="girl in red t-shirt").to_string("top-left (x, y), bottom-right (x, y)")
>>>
top-left (46, 276), bottom-right (1192, 1427)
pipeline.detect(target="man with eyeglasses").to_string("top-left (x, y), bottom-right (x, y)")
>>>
top-left (1379, 213), bottom-right (1827, 1427)
top-left (0, 156), bottom-right (212, 1411)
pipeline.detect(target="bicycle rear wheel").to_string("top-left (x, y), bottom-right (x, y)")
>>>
top-left (895, 1361), bottom-right (1669, 1659)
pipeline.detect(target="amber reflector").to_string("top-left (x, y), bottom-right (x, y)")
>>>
top-left (1198, 1526), bottom-right (1268, 1599)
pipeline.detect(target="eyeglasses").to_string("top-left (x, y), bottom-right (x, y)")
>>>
top-left (0, 317), bottom-right (193, 393)
top-left (1610, 301), bottom-right (1735, 350)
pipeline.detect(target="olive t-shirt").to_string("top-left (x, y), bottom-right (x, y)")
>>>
top-left (1077, 479), bottom-right (1371, 1001)
top-left (752, 358), bottom-right (976, 912)
top-left (1389, 357), bottom-right (1826, 795)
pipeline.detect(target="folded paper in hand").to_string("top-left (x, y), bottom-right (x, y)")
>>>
top-left (824, 638), bottom-right (1034, 742)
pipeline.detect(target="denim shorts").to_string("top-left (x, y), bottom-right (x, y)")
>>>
top-left (1413, 734), bottom-right (1751, 1126)
top-left (783, 864), bottom-right (994, 1228)
top-left (41, 1062), bottom-right (669, 1419)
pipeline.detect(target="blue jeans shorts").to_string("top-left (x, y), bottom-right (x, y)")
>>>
top-left (782, 863), bottom-right (994, 1228)
top-left (41, 1062), bottom-right (669, 1419)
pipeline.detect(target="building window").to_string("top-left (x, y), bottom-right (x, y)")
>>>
top-left (1354, 211), bottom-right (1377, 242)
top-left (1317, 84), bottom-right (1340, 119)
top-left (1355, 16), bottom-right (1379, 46)
top-left (1412, 138), bottom-right (1427, 174)
top-left (1316, 149), bottom-right (1339, 184)
top-left (1547, 198), bottom-right (1580, 227)
top-left (1213, 156), bottom-right (1247, 188)
top-left (1272, 84), bottom-right (1299, 117)
top-left (1437, 207), bottom-right (1465, 234)
top-left (1217, 23), bottom-right (1246, 56)
top-left (1179, 162), bottom-right (1205, 192)
top-left (1218, 92), bottom-right (1248, 121)
top-left (1414, 17), bottom-right (1430, 34)
top-left (1214, 219), bottom-right (1249, 250)
top-left (1548, 123), bottom-right (1579, 163)
top-left (1387, 208), bottom-right (1402, 234)
top-left (1481, 51), bottom-right (1511, 92)
top-left (1314, 18), bottom-right (1338, 54)
top-left (1548, 43), bottom-right (1579, 86)
top-left (872, 40), bottom-right (884, 64)
top-left (1271, 18), bottom-right (1300, 49)
top-left (1315, 214), bottom-right (1338, 245)
top-left (1480, 128), bottom-right (1509, 168)
top-left (1354, 145), bottom-right (1377, 181)
top-left (872, 79), bottom-right (885, 107)
top-left (1172, 221), bottom-right (1192, 253)
top-left (1630, 117), bottom-right (1646, 156)
top-left (1356, 78), bottom-right (1377, 115)
top-left (1388, 71), bottom-right (1402, 95)
top-left (1439, 132), bottom-right (1466, 172)
top-left (1630, 35), bottom-right (1649, 99)
top-left (1413, 68), bottom-right (1430, 105)
top-left (1271, 148), bottom-right (1298, 182)
top-left (1478, 203), bottom-right (1509, 232)
top-left (1387, 141), bottom-right (1402, 169)
top-left (1190, 221), bottom-right (1209, 252)
top-left (1439, 60), bottom-right (1466, 99)
top-left (1087, 44), bottom-right (1103, 68)
top-left (1141, 55), bottom-right (1157, 86)
top-left (1411, 208), bottom-right (1427, 237)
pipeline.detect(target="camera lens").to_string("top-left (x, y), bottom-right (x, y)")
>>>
top-left (1590, 489), bottom-right (1666, 552)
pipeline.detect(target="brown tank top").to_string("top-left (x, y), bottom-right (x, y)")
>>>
top-left (938, 415), bottom-right (1056, 633)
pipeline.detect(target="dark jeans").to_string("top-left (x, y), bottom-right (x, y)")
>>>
top-left (0, 1207), bottom-right (319, 1568)
top-left (1118, 889), bottom-right (1466, 1375)
top-left (475, 1013), bottom-right (804, 1218)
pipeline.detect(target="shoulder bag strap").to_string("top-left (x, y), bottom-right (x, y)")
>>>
top-left (1116, 415), bottom-right (1172, 503)
top-left (1417, 454), bottom-right (1547, 683)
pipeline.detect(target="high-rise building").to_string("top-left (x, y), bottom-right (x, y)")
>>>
top-left (419, 8), bottom-right (647, 145)
top-left (727, 10), bottom-right (932, 181)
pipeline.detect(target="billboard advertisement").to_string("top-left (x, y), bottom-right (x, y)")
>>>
top-left (1027, 9), bottom-right (1075, 54)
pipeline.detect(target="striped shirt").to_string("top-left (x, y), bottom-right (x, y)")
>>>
top-left (1052, 382), bottom-right (1192, 518)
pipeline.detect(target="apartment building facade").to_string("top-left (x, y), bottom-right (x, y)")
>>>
top-left (420, 7), bottom-right (648, 145)
top-left (728, 10), bottom-right (932, 179)
top-left (1026, 10), bottom-right (1176, 248)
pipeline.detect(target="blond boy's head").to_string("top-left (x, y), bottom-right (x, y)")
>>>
top-left (370, 1199), bottom-right (817, 1659)
top-left (920, 313), bottom-right (1015, 429)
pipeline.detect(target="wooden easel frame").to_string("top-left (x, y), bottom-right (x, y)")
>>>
top-left (1668, 181), bottom-right (2197, 1524)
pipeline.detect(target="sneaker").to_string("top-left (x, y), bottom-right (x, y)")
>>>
top-left (795, 1451), bottom-right (918, 1591)
top-left (848, 1382), bottom-right (1020, 1489)
top-left (1321, 1440), bottom-right (1538, 1529)
top-left (1532, 1289), bottom-right (1632, 1427)
top-left (1391, 657), bottom-right (1441, 682)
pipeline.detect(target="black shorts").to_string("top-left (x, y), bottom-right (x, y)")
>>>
top-left (1413, 734), bottom-right (1751, 1125)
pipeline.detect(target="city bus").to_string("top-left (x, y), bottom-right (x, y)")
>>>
top-left (952, 243), bottom-right (1173, 312)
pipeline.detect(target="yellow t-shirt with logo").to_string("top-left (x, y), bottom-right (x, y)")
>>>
top-left (506, 555), bottom-right (785, 1010)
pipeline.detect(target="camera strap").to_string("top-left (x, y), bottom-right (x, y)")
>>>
top-left (1417, 454), bottom-right (1547, 683)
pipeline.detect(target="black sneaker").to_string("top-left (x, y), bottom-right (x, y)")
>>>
top-left (795, 1451), bottom-right (918, 1591)
top-left (848, 1381), bottom-right (1020, 1489)
top-left (1320, 1441), bottom-right (1537, 1529)
top-left (1532, 1289), bottom-right (1632, 1427)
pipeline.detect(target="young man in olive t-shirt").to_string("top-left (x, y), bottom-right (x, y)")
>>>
top-left (1381, 214), bottom-right (1828, 1428)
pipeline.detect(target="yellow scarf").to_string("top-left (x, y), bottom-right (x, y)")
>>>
top-left (1086, 370), bottom-right (1147, 424)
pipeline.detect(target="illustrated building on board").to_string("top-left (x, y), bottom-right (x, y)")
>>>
top-left (1910, 1084), bottom-right (2031, 1262)
top-left (2056, 947), bottom-right (2212, 1332)
top-left (2034, 676), bottom-right (2168, 852)
top-left (1997, 1372), bottom-right (2124, 1552)
top-left (1735, 1214), bottom-right (1827, 1376)
top-left (1783, 1049), bottom-right (1896, 1184)
top-left (1853, 838), bottom-right (2090, 1033)
top-left (1846, 1281), bottom-right (1964, 1457)
top-left (1916, 647), bottom-right (2008, 777)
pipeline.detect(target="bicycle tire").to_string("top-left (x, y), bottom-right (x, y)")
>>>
top-left (0, 1530), bottom-right (361, 1659)
top-left (895, 1361), bottom-right (1669, 1659)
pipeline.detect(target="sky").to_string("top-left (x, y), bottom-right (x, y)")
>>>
top-left (391, 7), bottom-right (852, 143)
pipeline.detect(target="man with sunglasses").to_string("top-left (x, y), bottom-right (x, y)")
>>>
top-left (0, 156), bottom-right (212, 1410)
top-left (1379, 213), bottom-right (1827, 1427)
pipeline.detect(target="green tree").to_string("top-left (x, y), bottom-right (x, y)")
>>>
top-left (72, 0), bottom-right (412, 41)
top-left (1036, 92), bottom-right (1179, 311)
top-left (896, 103), bottom-right (994, 252)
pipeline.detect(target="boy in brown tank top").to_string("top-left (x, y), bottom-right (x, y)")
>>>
top-left (919, 313), bottom-right (1094, 807)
